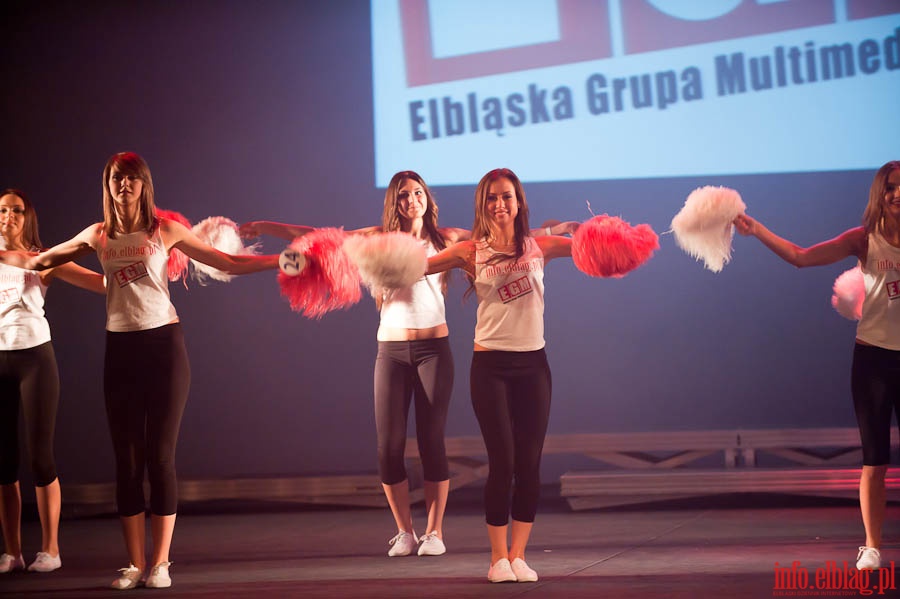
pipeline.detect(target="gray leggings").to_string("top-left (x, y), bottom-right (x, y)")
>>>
top-left (374, 337), bottom-right (454, 485)
top-left (0, 342), bottom-right (59, 486)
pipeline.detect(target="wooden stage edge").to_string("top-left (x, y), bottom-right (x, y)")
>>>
top-left (58, 427), bottom-right (900, 514)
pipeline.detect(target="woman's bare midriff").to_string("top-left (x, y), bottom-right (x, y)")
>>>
top-left (377, 323), bottom-right (449, 342)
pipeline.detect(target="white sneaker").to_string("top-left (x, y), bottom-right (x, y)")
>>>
top-left (27, 551), bottom-right (61, 572)
top-left (387, 530), bottom-right (417, 557)
top-left (0, 553), bottom-right (25, 574)
top-left (111, 564), bottom-right (143, 590)
top-left (417, 531), bottom-right (446, 556)
top-left (857, 546), bottom-right (881, 570)
top-left (510, 557), bottom-right (538, 582)
top-left (145, 561), bottom-right (172, 588)
top-left (487, 558), bottom-right (517, 583)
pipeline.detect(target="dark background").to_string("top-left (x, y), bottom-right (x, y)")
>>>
top-left (0, 1), bottom-right (877, 492)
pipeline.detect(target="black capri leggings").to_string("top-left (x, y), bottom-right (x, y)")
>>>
top-left (104, 323), bottom-right (190, 517)
top-left (374, 337), bottom-right (454, 485)
top-left (0, 342), bottom-right (60, 486)
top-left (851, 343), bottom-right (900, 466)
top-left (470, 349), bottom-right (551, 527)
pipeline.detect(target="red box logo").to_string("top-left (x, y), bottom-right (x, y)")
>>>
top-left (399, 0), bottom-right (613, 86)
top-left (848, 0), bottom-right (900, 20)
top-left (497, 275), bottom-right (533, 303)
top-left (113, 261), bottom-right (149, 287)
top-left (620, 0), bottom-right (835, 55)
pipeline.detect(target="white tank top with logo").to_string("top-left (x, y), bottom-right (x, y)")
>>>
top-left (473, 236), bottom-right (545, 351)
top-left (98, 227), bottom-right (177, 332)
top-left (0, 260), bottom-right (51, 350)
top-left (857, 231), bottom-right (900, 350)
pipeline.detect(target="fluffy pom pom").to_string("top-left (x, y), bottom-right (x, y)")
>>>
top-left (156, 209), bottom-right (192, 283)
top-left (831, 266), bottom-right (865, 321)
top-left (342, 232), bottom-right (427, 290)
top-left (670, 186), bottom-right (746, 272)
top-left (278, 228), bottom-right (361, 319)
top-left (190, 216), bottom-right (260, 284)
top-left (572, 214), bottom-right (659, 278)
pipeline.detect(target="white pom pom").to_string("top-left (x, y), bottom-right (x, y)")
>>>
top-left (831, 266), bottom-right (865, 321)
top-left (190, 216), bottom-right (260, 284)
top-left (342, 232), bottom-right (427, 290)
top-left (671, 186), bottom-right (746, 272)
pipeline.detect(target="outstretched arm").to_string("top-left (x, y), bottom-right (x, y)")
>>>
top-left (0, 224), bottom-right (100, 271)
top-left (536, 235), bottom-right (573, 261)
top-left (43, 262), bottom-right (106, 294)
top-left (164, 219), bottom-right (278, 274)
top-left (240, 220), bottom-right (383, 240)
top-left (239, 221), bottom-right (315, 240)
top-left (441, 227), bottom-right (471, 243)
top-left (733, 214), bottom-right (865, 267)
top-left (426, 240), bottom-right (474, 275)
top-left (532, 220), bottom-right (580, 236)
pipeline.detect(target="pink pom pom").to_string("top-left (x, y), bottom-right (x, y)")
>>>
top-left (572, 214), bottom-right (659, 278)
top-left (831, 266), bottom-right (865, 321)
top-left (278, 228), bottom-right (362, 319)
top-left (156, 209), bottom-right (192, 284)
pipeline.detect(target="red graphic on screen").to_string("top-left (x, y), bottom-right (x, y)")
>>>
top-left (399, 0), bottom-right (612, 87)
top-left (619, 0), bottom-right (835, 55)
top-left (847, 0), bottom-right (900, 20)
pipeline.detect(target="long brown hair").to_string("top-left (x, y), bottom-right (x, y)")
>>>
top-left (0, 188), bottom-right (42, 250)
top-left (378, 171), bottom-right (449, 308)
top-left (102, 151), bottom-right (157, 238)
top-left (862, 161), bottom-right (900, 234)
top-left (472, 168), bottom-right (531, 260)
top-left (464, 168), bottom-right (533, 299)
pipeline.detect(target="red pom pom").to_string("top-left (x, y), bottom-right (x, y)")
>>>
top-left (156, 209), bottom-right (192, 284)
top-left (572, 214), bottom-right (659, 278)
top-left (278, 228), bottom-right (362, 319)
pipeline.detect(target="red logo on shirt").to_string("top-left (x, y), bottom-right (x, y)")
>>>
top-left (113, 262), bottom-right (149, 287)
top-left (887, 279), bottom-right (900, 300)
top-left (498, 275), bottom-right (533, 303)
top-left (0, 287), bottom-right (21, 305)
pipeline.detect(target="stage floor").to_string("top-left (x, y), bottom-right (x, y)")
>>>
top-left (3, 490), bottom-right (899, 598)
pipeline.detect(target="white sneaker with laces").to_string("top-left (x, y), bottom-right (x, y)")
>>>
top-left (417, 531), bottom-right (446, 556)
top-left (487, 558), bottom-right (517, 583)
top-left (856, 546), bottom-right (881, 570)
top-left (510, 557), bottom-right (538, 582)
top-left (111, 564), bottom-right (143, 590)
top-left (0, 553), bottom-right (25, 574)
top-left (27, 551), bottom-right (61, 572)
top-left (145, 561), bottom-right (172, 588)
top-left (387, 530), bottom-right (417, 557)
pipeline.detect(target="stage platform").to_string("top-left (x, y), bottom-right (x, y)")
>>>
top-left (3, 488), bottom-right (899, 598)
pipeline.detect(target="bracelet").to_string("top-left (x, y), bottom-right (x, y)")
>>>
top-left (544, 226), bottom-right (552, 236)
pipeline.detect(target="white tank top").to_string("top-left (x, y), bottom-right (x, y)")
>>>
top-left (379, 242), bottom-right (446, 329)
top-left (0, 261), bottom-right (51, 350)
top-left (857, 231), bottom-right (900, 350)
top-left (473, 237), bottom-right (545, 351)
top-left (98, 227), bottom-right (178, 332)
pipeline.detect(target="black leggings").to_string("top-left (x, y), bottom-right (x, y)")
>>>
top-left (470, 349), bottom-right (551, 526)
top-left (0, 342), bottom-right (59, 486)
top-left (374, 337), bottom-right (453, 485)
top-left (851, 343), bottom-right (900, 466)
top-left (104, 324), bottom-right (190, 517)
